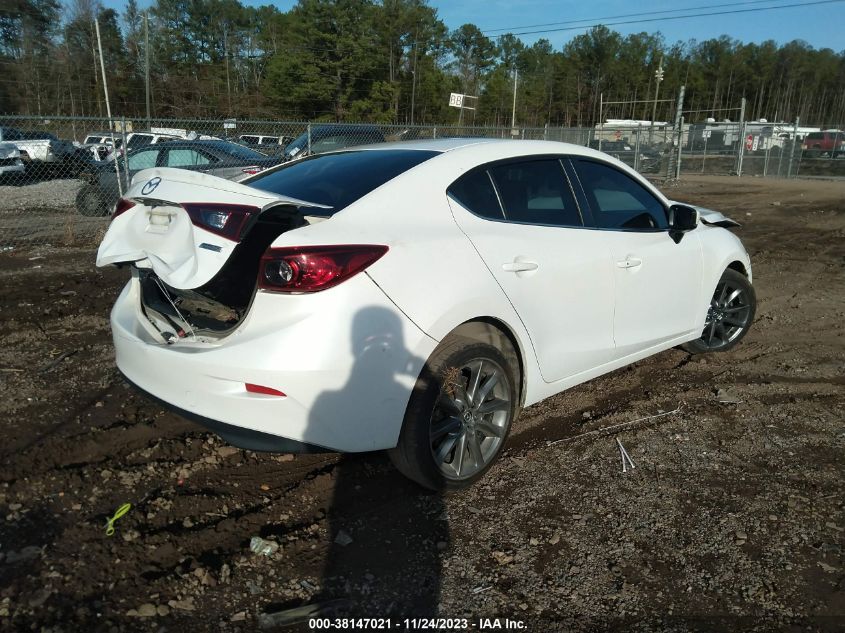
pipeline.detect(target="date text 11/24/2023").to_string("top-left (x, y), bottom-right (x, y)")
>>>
top-left (308, 617), bottom-right (527, 630)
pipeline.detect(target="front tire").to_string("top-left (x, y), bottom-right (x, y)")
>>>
top-left (389, 336), bottom-right (518, 491)
top-left (684, 268), bottom-right (756, 354)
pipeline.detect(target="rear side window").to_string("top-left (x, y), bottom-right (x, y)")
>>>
top-left (447, 170), bottom-right (504, 220)
top-left (488, 160), bottom-right (582, 227)
top-left (164, 148), bottom-right (213, 167)
top-left (249, 149), bottom-right (439, 215)
top-left (807, 132), bottom-right (824, 140)
top-left (574, 159), bottom-right (667, 230)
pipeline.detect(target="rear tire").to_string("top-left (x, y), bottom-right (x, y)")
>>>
top-left (76, 185), bottom-right (108, 217)
top-left (389, 336), bottom-right (518, 491)
top-left (684, 268), bottom-right (756, 354)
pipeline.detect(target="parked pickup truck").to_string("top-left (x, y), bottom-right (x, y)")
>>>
top-left (0, 127), bottom-right (78, 166)
top-left (802, 130), bottom-right (845, 158)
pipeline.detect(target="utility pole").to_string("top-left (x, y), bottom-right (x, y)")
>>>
top-left (96, 16), bottom-right (122, 197)
top-left (511, 67), bottom-right (518, 129)
top-left (410, 38), bottom-right (417, 126)
top-left (145, 11), bottom-right (151, 123)
top-left (94, 17), bottom-right (112, 125)
top-left (650, 56), bottom-right (664, 143)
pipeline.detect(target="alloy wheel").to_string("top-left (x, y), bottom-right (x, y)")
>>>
top-left (429, 358), bottom-right (512, 481)
top-left (699, 279), bottom-right (753, 350)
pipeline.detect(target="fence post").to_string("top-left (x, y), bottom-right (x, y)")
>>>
top-left (433, 126), bottom-right (437, 139)
top-left (734, 97), bottom-right (747, 176)
top-left (633, 123), bottom-right (641, 172)
top-left (666, 85), bottom-right (685, 179)
top-left (121, 116), bottom-right (129, 190)
top-left (675, 116), bottom-right (684, 179)
top-left (787, 117), bottom-right (799, 178)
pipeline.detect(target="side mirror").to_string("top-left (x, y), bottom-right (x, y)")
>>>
top-left (668, 204), bottom-right (698, 243)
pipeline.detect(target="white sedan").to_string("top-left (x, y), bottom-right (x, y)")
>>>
top-left (96, 139), bottom-right (755, 489)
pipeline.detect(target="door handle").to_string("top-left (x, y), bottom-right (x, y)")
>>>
top-left (502, 260), bottom-right (539, 273)
top-left (616, 257), bottom-right (643, 269)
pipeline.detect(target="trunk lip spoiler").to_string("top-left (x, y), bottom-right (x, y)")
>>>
top-left (127, 166), bottom-right (334, 212)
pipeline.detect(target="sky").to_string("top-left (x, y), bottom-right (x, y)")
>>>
top-left (98, 0), bottom-right (845, 52)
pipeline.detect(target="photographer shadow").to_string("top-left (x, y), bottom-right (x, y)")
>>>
top-left (308, 306), bottom-right (448, 621)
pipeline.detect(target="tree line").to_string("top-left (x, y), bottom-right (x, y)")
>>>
top-left (2, 0), bottom-right (844, 127)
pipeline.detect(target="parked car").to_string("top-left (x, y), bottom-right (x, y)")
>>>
top-left (282, 124), bottom-right (386, 160)
top-left (0, 126), bottom-right (78, 174)
top-left (76, 140), bottom-right (280, 216)
top-left (80, 131), bottom-right (122, 161)
top-left (589, 139), bottom-right (661, 171)
top-left (239, 134), bottom-right (296, 156)
top-left (0, 142), bottom-right (24, 179)
top-left (801, 130), bottom-right (844, 158)
top-left (96, 139), bottom-right (755, 490)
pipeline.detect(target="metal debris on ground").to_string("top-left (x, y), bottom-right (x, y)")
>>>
top-left (258, 600), bottom-right (350, 629)
top-left (547, 403), bottom-right (685, 447)
top-left (616, 437), bottom-right (636, 473)
top-left (249, 536), bottom-right (279, 557)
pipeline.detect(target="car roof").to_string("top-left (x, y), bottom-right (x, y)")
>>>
top-left (351, 137), bottom-right (611, 160)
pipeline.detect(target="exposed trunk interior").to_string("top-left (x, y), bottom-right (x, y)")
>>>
top-left (139, 205), bottom-right (307, 335)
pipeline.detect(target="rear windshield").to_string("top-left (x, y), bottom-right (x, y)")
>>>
top-left (208, 141), bottom-right (267, 160)
top-left (248, 149), bottom-right (439, 215)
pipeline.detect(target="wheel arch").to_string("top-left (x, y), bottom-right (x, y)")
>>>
top-left (727, 260), bottom-right (749, 278)
top-left (448, 317), bottom-right (528, 409)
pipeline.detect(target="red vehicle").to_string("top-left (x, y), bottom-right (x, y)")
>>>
top-left (802, 130), bottom-right (845, 158)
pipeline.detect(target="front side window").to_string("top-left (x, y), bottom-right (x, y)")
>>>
top-left (164, 148), bottom-right (212, 167)
top-left (574, 159), bottom-right (667, 230)
top-left (127, 148), bottom-right (159, 170)
top-left (488, 159), bottom-right (582, 227)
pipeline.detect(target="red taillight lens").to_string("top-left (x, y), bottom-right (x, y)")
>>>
top-left (181, 203), bottom-right (259, 241)
top-left (112, 198), bottom-right (136, 220)
top-left (245, 383), bottom-right (286, 397)
top-left (258, 245), bottom-right (388, 293)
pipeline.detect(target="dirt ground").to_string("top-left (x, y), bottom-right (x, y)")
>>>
top-left (0, 175), bottom-right (843, 633)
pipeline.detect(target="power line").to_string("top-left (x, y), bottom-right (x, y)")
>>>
top-left (492, 0), bottom-right (845, 37)
top-left (479, 0), bottom-right (802, 34)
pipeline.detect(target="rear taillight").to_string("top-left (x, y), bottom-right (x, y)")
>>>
top-left (258, 245), bottom-right (388, 293)
top-left (181, 203), bottom-right (259, 241)
top-left (112, 198), bottom-right (136, 220)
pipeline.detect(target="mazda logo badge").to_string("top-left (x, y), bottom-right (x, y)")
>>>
top-left (141, 176), bottom-right (161, 195)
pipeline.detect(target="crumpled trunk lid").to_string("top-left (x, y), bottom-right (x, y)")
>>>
top-left (96, 167), bottom-right (328, 289)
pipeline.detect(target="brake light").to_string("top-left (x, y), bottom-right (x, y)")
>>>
top-left (245, 383), bottom-right (286, 397)
top-left (258, 245), bottom-right (389, 293)
top-left (112, 198), bottom-right (136, 220)
top-left (181, 203), bottom-right (259, 241)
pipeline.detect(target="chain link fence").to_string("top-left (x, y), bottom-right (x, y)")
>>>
top-left (1, 114), bottom-right (843, 249)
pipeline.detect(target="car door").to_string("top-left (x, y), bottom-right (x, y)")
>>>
top-left (448, 158), bottom-right (616, 383)
top-left (570, 158), bottom-right (703, 358)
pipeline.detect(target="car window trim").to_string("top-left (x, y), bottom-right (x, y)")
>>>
top-left (447, 154), bottom-right (588, 229)
top-left (569, 157), bottom-right (670, 233)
